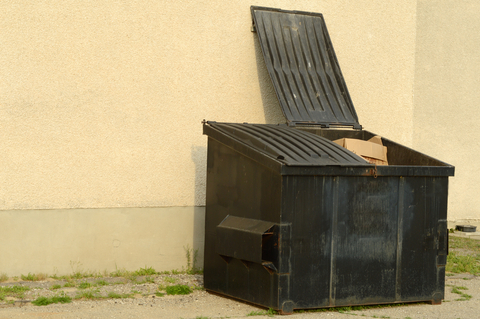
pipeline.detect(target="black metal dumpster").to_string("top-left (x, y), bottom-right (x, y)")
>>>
top-left (203, 6), bottom-right (455, 314)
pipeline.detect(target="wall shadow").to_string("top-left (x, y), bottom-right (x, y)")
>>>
top-left (252, 33), bottom-right (286, 124)
top-left (188, 34), bottom-right (285, 270)
top-left (191, 144), bottom-right (207, 270)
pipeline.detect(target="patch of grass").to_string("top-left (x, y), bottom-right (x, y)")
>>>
top-left (109, 266), bottom-right (138, 282)
top-left (51, 268), bottom-right (59, 280)
top-left (447, 252), bottom-right (480, 275)
top-left (110, 269), bottom-right (127, 277)
top-left (144, 276), bottom-right (155, 283)
top-left (155, 291), bottom-right (165, 297)
top-left (135, 276), bottom-right (155, 284)
top-left (107, 292), bottom-right (121, 299)
top-left (110, 264), bottom-right (131, 278)
top-left (265, 308), bottom-right (277, 316)
top-left (32, 294), bottom-right (72, 306)
top-left (20, 273), bottom-right (46, 281)
top-left (185, 245), bottom-right (201, 274)
top-left (171, 269), bottom-right (181, 275)
top-left (0, 273), bottom-right (8, 282)
top-left (196, 317), bottom-right (210, 319)
top-left (134, 266), bottom-right (157, 276)
top-left (96, 280), bottom-right (108, 286)
top-left (166, 284), bottom-right (192, 295)
top-left (450, 236), bottom-right (480, 250)
top-left (68, 261), bottom-right (99, 279)
top-left (295, 303), bottom-right (414, 314)
top-left (107, 292), bottom-right (131, 299)
top-left (165, 277), bottom-right (178, 284)
top-left (63, 282), bottom-right (75, 288)
top-left (70, 261), bottom-right (85, 279)
top-left (21, 273), bottom-right (35, 281)
top-left (36, 273), bottom-right (47, 281)
top-left (78, 282), bottom-right (92, 289)
top-left (451, 285), bottom-right (472, 301)
top-left (447, 236), bottom-right (480, 275)
top-left (334, 306), bottom-right (367, 315)
top-left (337, 306), bottom-right (358, 312)
top-left (247, 311), bottom-right (265, 316)
top-left (338, 309), bottom-right (358, 315)
top-left (75, 290), bottom-right (99, 300)
top-left (247, 308), bottom-right (277, 317)
top-left (0, 286), bottom-right (30, 301)
top-left (50, 284), bottom-right (62, 290)
top-left (131, 290), bottom-right (142, 295)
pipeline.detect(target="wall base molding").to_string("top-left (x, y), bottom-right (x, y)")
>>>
top-left (0, 206), bottom-right (205, 277)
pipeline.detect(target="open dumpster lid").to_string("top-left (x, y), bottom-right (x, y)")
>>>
top-left (251, 6), bottom-right (360, 129)
top-left (204, 122), bottom-right (369, 166)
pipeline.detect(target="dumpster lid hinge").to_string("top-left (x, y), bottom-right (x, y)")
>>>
top-left (287, 121), bottom-right (362, 130)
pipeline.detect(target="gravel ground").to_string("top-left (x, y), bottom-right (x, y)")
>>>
top-left (1, 273), bottom-right (479, 318)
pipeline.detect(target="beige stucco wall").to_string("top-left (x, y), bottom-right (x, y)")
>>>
top-left (1, 1), bottom-right (448, 275)
top-left (0, 0), bottom-right (417, 210)
top-left (414, 0), bottom-right (480, 224)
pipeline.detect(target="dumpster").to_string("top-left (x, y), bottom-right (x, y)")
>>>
top-left (203, 6), bottom-right (455, 314)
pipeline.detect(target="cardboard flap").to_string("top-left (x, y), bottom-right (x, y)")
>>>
top-left (368, 136), bottom-right (383, 145)
top-left (333, 136), bottom-right (388, 165)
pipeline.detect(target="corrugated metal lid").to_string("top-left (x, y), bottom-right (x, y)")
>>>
top-left (251, 6), bottom-right (360, 128)
top-left (208, 122), bottom-right (368, 166)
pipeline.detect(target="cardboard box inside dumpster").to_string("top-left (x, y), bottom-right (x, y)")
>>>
top-left (333, 136), bottom-right (388, 165)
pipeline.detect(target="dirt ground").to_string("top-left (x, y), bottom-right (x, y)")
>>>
top-left (1, 273), bottom-right (479, 319)
top-left (1, 233), bottom-right (478, 318)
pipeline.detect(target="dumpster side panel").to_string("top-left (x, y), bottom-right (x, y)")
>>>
top-left (204, 138), bottom-right (282, 308)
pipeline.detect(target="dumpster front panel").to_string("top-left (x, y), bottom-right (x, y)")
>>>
top-left (282, 176), bottom-right (399, 308)
top-left (280, 175), bottom-right (449, 309)
top-left (332, 176), bottom-right (399, 305)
